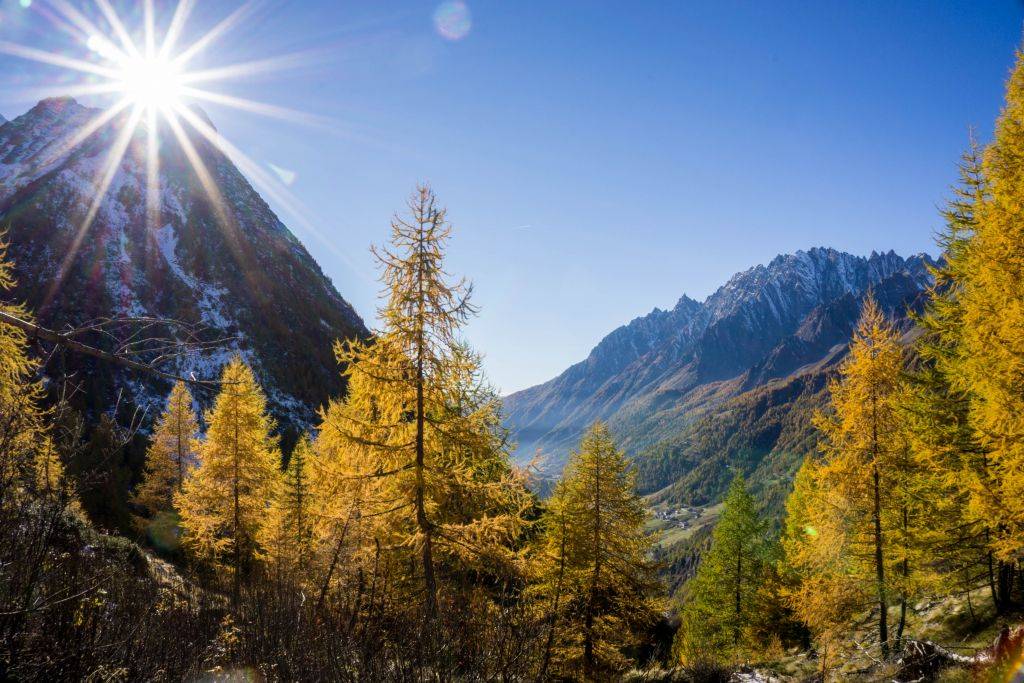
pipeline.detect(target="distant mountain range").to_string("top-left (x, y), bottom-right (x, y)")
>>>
top-left (0, 97), bottom-right (367, 433)
top-left (505, 247), bottom-right (934, 510)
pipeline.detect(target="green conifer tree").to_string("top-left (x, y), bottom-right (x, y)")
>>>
top-left (675, 474), bottom-right (769, 664)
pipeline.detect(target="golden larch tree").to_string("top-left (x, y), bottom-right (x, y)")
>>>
top-left (806, 296), bottom-right (925, 658)
top-left (258, 434), bottom-right (316, 580)
top-left (899, 138), bottom-right (1007, 612)
top-left (0, 241), bottom-right (68, 505)
top-left (531, 422), bottom-right (660, 680)
top-left (952, 48), bottom-right (1024, 562)
top-left (176, 356), bottom-right (280, 603)
top-left (132, 380), bottom-right (199, 516)
top-left (323, 185), bottom-right (531, 628)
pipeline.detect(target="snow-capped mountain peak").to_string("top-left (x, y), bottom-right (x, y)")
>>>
top-left (504, 246), bottom-right (934, 472)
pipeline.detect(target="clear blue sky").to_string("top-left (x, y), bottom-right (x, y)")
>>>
top-left (0, 1), bottom-right (1022, 394)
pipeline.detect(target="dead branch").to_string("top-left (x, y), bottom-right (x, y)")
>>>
top-left (0, 309), bottom-right (227, 387)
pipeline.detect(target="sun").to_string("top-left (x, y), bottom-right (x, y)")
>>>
top-left (116, 53), bottom-right (184, 113)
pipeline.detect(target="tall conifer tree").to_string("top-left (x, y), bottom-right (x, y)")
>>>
top-left (176, 357), bottom-right (280, 604)
top-left (133, 381), bottom-right (199, 516)
top-left (950, 48), bottom-right (1024, 567)
top-left (899, 139), bottom-right (1006, 611)
top-left (781, 457), bottom-right (860, 651)
top-left (803, 297), bottom-right (925, 658)
top-left (323, 185), bottom-right (530, 627)
top-left (0, 241), bottom-right (66, 504)
top-left (676, 474), bottom-right (769, 663)
top-left (259, 435), bottom-right (316, 579)
top-left (531, 422), bottom-right (660, 679)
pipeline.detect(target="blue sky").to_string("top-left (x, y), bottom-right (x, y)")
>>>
top-left (0, 1), bottom-right (1022, 394)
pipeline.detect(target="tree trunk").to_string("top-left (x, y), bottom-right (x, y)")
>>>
top-left (896, 594), bottom-right (907, 652)
top-left (315, 512), bottom-right (352, 613)
top-left (996, 560), bottom-right (1014, 612)
top-left (175, 396), bottom-right (185, 494)
top-left (538, 513), bottom-right (567, 682)
top-left (870, 386), bottom-right (889, 660)
top-left (734, 549), bottom-right (743, 648)
top-left (414, 215), bottom-right (438, 626)
top-left (873, 464), bottom-right (889, 659)
top-left (231, 401), bottom-right (241, 608)
top-left (583, 453), bottom-right (602, 679)
top-left (987, 534), bottom-right (999, 613)
top-left (895, 506), bottom-right (909, 652)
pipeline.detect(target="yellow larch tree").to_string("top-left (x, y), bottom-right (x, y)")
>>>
top-left (258, 435), bottom-right (316, 581)
top-left (310, 349), bottom-right (401, 614)
top-left (802, 296), bottom-right (928, 658)
top-left (952, 48), bottom-right (1024, 562)
top-left (781, 456), bottom-right (860, 661)
top-left (531, 422), bottom-right (661, 680)
top-left (322, 185), bottom-right (531, 628)
top-left (0, 240), bottom-right (68, 505)
top-left (132, 381), bottom-right (199, 517)
top-left (899, 138), bottom-right (1007, 611)
top-left (176, 356), bottom-right (280, 603)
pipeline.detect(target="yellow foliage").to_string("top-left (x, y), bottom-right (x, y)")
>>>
top-left (0, 239), bottom-right (72, 505)
top-left (133, 381), bottom-right (199, 516)
top-left (953, 49), bottom-right (1024, 559)
top-left (175, 357), bottom-right (280, 594)
top-left (786, 297), bottom-right (931, 658)
top-left (258, 434), bottom-right (316, 578)
top-left (530, 423), bottom-right (661, 679)
top-left (315, 186), bottom-right (532, 619)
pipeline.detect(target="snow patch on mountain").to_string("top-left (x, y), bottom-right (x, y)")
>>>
top-left (0, 97), bottom-right (368, 434)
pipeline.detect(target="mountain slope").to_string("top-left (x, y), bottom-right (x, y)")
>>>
top-left (505, 248), bottom-right (933, 475)
top-left (0, 97), bottom-right (367, 431)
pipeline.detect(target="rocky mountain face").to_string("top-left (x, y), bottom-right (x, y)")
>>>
top-left (505, 247), bottom-right (934, 481)
top-left (0, 97), bottom-right (367, 433)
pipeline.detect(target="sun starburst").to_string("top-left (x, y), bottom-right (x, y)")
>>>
top-left (0, 0), bottom-right (336, 307)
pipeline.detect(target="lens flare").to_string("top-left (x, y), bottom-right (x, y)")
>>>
top-left (433, 1), bottom-right (471, 41)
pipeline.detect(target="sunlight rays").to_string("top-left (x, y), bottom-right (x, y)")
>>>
top-left (158, 0), bottom-right (195, 60)
top-left (178, 86), bottom-right (330, 128)
top-left (0, 0), bottom-right (348, 307)
top-left (171, 1), bottom-right (259, 68)
top-left (95, 0), bottom-right (139, 59)
top-left (42, 104), bottom-right (143, 311)
top-left (0, 39), bottom-right (120, 79)
top-left (171, 101), bottom-right (366, 273)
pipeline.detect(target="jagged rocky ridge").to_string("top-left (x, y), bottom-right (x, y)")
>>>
top-left (505, 247), bottom-right (934, 481)
top-left (0, 97), bottom-right (368, 433)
